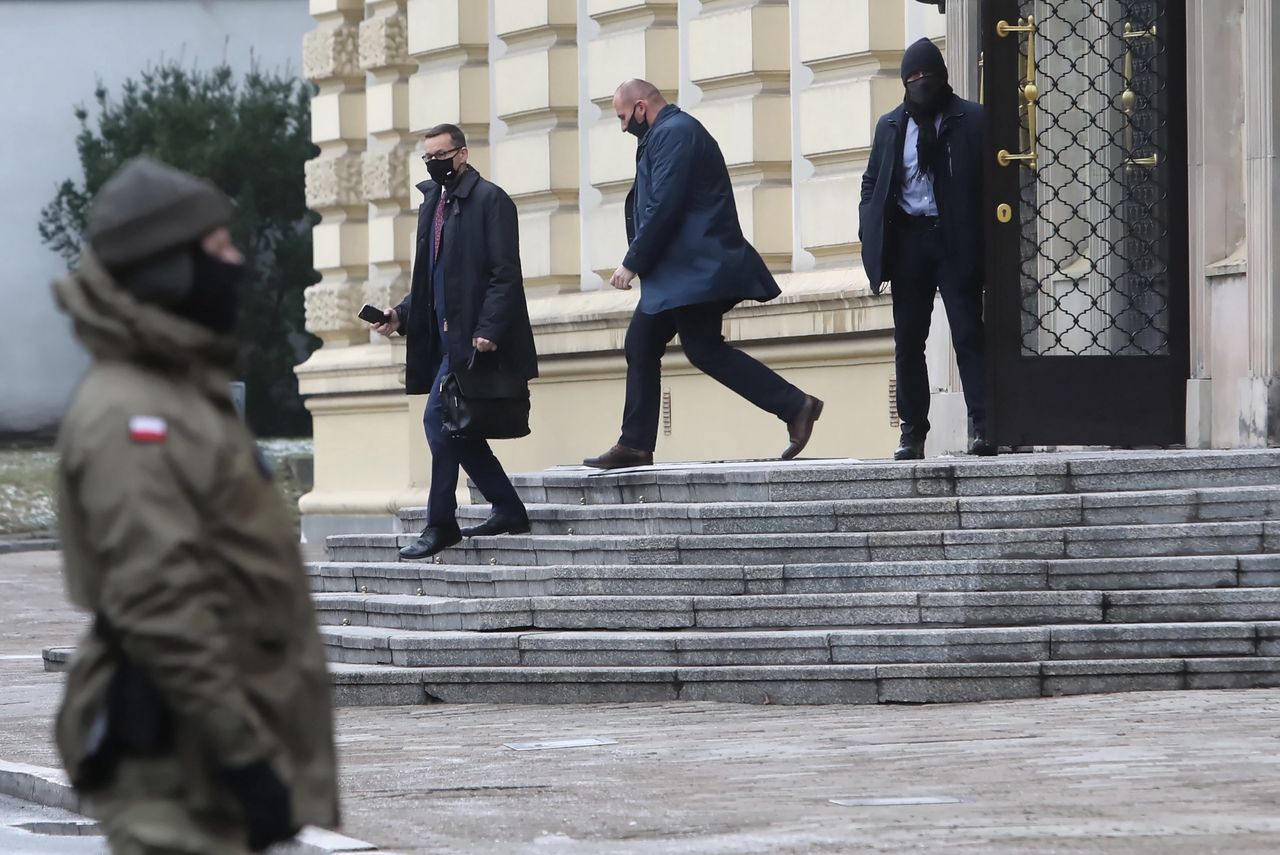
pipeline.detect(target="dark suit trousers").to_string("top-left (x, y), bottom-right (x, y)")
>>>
top-left (423, 355), bottom-right (525, 528)
top-left (890, 220), bottom-right (987, 439)
top-left (619, 301), bottom-right (807, 452)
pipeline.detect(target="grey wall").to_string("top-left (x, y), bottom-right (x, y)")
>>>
top-left (0, 0), bottom-right (311, 434)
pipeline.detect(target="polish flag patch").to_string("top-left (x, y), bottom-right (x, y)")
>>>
top-left (128, 416), bottom-right (168, 444)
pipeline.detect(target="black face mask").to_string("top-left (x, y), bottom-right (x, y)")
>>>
top-left (906, 76), bottom-right (947, 108)
top-left (625, 104), bottom-right (649, 139)
top-left (173, 249), bottom-right (244, 334)
top-left (426, 155), bottom-right (460, 185)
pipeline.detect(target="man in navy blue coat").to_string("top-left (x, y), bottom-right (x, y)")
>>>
top-left (583, 80), bottom-right (824, 470)
top-left (860, 39), bottom-right (992, 460)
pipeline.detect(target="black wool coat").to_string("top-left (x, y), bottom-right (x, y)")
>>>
top-left (394, 167), bottom-right (538, 395)
top-left (858, 96), bottom-right (985, 295)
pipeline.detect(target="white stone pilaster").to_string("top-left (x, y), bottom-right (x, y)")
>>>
top-left (1242, 0), bottom-right (1280, 445)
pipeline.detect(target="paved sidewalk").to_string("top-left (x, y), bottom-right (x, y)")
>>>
top-left (4, 551), bottom-right (1280, 854)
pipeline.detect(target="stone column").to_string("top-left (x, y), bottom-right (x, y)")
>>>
top-left (944, 0), bottom-right (979, 101)
top-left (360, 0), bottom-right (416, 319)
top-left (1186, 1), bottom-right (1248, 447)
top-left (492, 0), bottom-right (580, 295)
top-left (1242, 0), bottom-right (1280, 445)
top-left (303, 0), bottom-right (368, 347)
top-left (584, 0), bottom-right (679, 280)
top-left (687, 0), bottom-right (791, 270)
top-left (795, 1), bottom-right (904, 268)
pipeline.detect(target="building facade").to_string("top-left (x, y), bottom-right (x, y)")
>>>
top-left (0, 0), bottom-right (312, 435)
top-left (297, 0), bottom-right (1280, 540)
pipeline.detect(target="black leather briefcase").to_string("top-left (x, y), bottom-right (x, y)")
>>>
top-left (441, 351), bottom-right (531, 440)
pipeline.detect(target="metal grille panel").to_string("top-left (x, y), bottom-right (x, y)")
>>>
top-left (1016, 0), bottom-right (1171, 356)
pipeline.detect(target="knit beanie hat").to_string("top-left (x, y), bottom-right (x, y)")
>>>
top-left (86, 157), bottom-right (234, 307)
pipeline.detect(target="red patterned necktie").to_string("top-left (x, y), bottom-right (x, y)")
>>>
top-left (432, 189), bottom-right (448, 264)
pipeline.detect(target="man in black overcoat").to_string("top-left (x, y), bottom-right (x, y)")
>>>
top-left (372, 123), bottom-right (538, 559)
top-left (583, 79), bottom-right (824, 470)
top-left (860, 38), bottom-right (994, 459)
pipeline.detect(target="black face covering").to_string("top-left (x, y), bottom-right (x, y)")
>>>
top-left (426, 154), bottom-right (460, 185)
top-left (906, 76), bottom-right (948, 109)
top-left (625, 104), bottom-right (649, 139)
top-left (172, 248), bottom-right (244, 334)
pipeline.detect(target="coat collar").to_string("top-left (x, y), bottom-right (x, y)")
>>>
top-left (636, 104), bottom-right (681, 155)
top-left (415, 164), bottom-right (483, 201)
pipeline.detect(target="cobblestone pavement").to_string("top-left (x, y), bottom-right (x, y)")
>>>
top-left (3, 551), bottom-right (1280, 854)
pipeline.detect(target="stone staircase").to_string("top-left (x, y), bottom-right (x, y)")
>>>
top-left (315, 450), bottom-right (1280, 706)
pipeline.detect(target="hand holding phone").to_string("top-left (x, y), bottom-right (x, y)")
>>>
top-left (362, 305), bottom-right (400, 337)
top-left (358, 304), bottom-right (388, 325)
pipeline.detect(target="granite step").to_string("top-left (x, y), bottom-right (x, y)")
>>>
top-left (327, 656), bottom-right (1280, 706)
top-left (426, 485), bottom-right (1280, 536)
top-left (317, 621), bottom-right (1280, 668)
top-left (473, 450), bottom-right (1280, 507)
top-left (327, 520), bottom-right (1280, 566)
top-left (310, 587), bottom-right (1280, 633)
top-left (308, 554), bottom-right (1280, 598)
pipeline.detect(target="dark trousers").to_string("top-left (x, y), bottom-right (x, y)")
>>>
top-left (890, 220), bottom-right (987, 439)
top-left (618, 301), bottom-right (807, 452)
top-left (423, 355), bottom-right (525, 528)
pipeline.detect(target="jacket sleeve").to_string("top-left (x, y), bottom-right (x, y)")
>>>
top-left (622, 127), bottom-right (696, 276)
top-left (859, 120), bottom-right (886, 239)
top-left (393, 293), bottom-right (410, 337)
top-left (68, 414), bottom-right (275, 769)
top-left (473, 190), bottom-right (523, 345)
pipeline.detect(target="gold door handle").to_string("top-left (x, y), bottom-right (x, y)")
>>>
top-left (996, 17), bottom-right (1038, 170)
top-left (1121, 21), bottom-right (1159, 170)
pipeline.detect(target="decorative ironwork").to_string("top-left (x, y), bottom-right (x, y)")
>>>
top-left (1015, 0), bottom-right (1171, 357)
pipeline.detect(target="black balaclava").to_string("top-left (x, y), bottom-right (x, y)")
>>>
top-left (900, 38), bottom-right (955, 178)
top-left (170, 245), bottom-right (245, 334)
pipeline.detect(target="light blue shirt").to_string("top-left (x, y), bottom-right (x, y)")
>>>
top-left (898, 114), bottom-right (943, 217)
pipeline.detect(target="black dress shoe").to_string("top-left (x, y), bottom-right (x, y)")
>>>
top-left (782, 395), bottom-right (824, 460)
top-left (398, 525), bottom-right (461, 560)
top-left (583, 444), bottom-right (653, 470)
top-left (894, 435), bottom-right (925, 461)
top-left (969, 435), bottom-right (997, 456)
top-left (461, 512), bottom-right (531, 538)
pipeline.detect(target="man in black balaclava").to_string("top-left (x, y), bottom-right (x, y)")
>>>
top-left (859, 38), bottom-right (993, 459)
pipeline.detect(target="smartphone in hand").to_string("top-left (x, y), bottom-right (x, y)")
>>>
top-left (358, 304), bottom-right (389, 325)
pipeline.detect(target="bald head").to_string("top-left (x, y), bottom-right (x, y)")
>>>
top-left (613, 79), bottom-right (667, 136)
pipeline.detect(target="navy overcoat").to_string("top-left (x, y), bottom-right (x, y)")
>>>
top-left (622, 105), bottom-right (781, 314)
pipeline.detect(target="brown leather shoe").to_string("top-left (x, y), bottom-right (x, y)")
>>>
top-left (583, 444), bottom-right (653, 470)
top-left (781, 395), bottom-right (824, 460)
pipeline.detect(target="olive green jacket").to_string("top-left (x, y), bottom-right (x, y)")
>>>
top-left (51, 250), bottom-right (339, 829)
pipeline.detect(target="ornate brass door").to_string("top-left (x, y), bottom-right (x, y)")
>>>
top-left (982, 0), bottom-right (1189, 446)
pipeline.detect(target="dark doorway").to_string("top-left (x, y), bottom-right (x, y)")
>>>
top-left (982, 0), bottom-right (1189, 446)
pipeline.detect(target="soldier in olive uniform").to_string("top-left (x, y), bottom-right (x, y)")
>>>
top-left (51, 157), bottom-right (339, 855)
